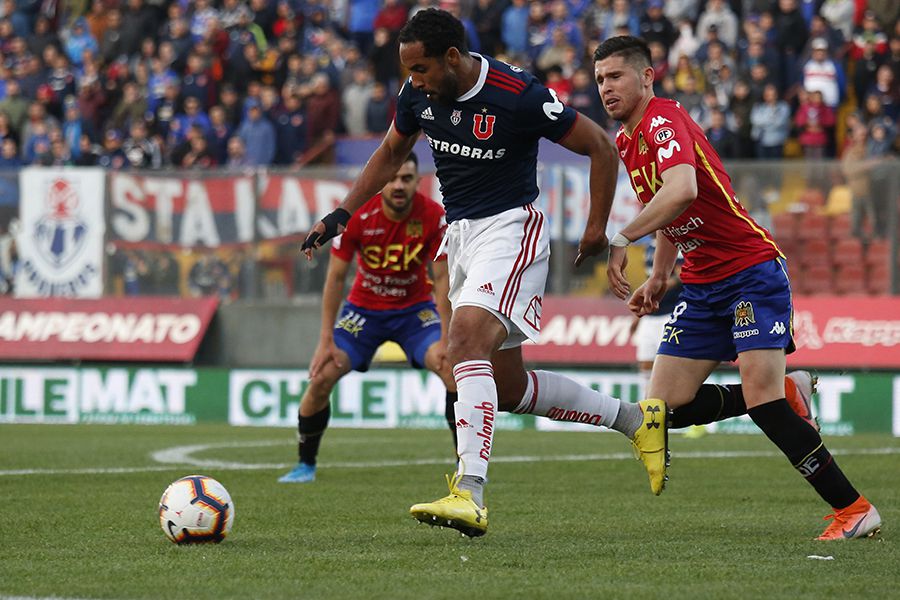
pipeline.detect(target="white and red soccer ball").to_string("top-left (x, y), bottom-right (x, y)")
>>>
top-left (158, 475), bottom-right (235, 544)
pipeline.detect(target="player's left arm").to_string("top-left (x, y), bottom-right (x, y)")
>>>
top-left (607, 164), bottom-right (697, 299)
top-left (556, 115), bottom-right (620, 266)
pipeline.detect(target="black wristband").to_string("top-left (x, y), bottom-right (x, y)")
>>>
top-left (301, 208), bottom-right (351, 250)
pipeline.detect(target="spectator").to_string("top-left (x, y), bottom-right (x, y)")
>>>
top-left (63, 18), bottom-right (98, 68)
top-left (123, 119), bottom-right (162, 168)
top-left (273, 92), bottom-right (306, 164)
top-left (181, 52), bottom-right (216, 108)
top-left (28, 16), bottom-right (60, 59)
top-left (850, 11), bottom-right (889, 60)
top-left (868, 64), bottom-right (899, 121)
top-left (0, 79), bottom-right (29, 134)
top-left (0, 112), bottom-right (18, 146)
top-left (547, 0), bottom-right (584, 56)
top-left (821, 0), bottom-right (855, 41)
top-left (218, 83), bottom-right (243, 128)
top-left (109, 81), bottom-right (148, 132)
top-left (342, 67), bottom-right (373, 137)
top-left (365, 81), bottom-right (392, 134)
top-left (226, 135), bottom-right (250, 167)
top-left (750, 83), bottom-right (791, 159)
top-left (347, 0), bottom-right (380, 54)
top-left (802, 38), bottom-right (844, 109)
top-left (73, 133), bottom-right (102, 166)
top-left (568, 67), bottom-right (606, 128)
top-left (0, 137), bottom-right (20, 167)
top-left (842, 123), bottom-right (875, 239)
top-left (536, 28), bottom-right (573, 74)
top-left (441, 0), bottom-right (480, 53)
top-left (640, 0), bottom-right (676, 53)
top-left (121, 0), bottom-right (159, 57)
top-left (773, 0), bottom-right (809, 89)
top-left (188, 252), bottom-right (232, 298)
top-left (501, 0), bottom-right (529, 58)
top-left (190, 0), bottom-right (219, 42)
top-left (696, 0), bottom-right (738, 48)
top-left (21, 101), bottom-right (58, 160)
top-left (472, 0), bottom-right (506, 57)
top-left (664, 0), bottom-right (700, 24)
top-left (169, 95), bottom-right (211, 145)
top-left (304, 72), bottom-right (339, 153)
top-left (62, 96), bottom-right (92, 159)
top-left (180, 130), bottom-right (216, 168)
top-left (706, 108), bottom-right (738, 160)
top-left (795, 89), bottom-right (835, 159)
top-left (673, 54), bottom-right (705, 93)
top-left (208, 104), bottom-right (233, 165)
top-left (602, 0), bottom-right (639, 40)
top-left (544, 65), bottom-right (572, 104)
top-left (98, 128), bottom-right (128, 169)
top-left (236, 98), bottom-right (275, 166)
top-left (100, 9), bottom-right (126, 64)
top-left (370, 26), bottom-right (400, 88)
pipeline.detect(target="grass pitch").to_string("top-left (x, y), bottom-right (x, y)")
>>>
top-left (1, 423), bottom-right (898, 600)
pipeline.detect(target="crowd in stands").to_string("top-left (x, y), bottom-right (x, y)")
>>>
top-left (0, 0), bottom-right (894, 170)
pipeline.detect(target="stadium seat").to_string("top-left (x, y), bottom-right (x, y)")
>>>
top-left (865, 239), bottom-right (891, 268)
top-left (834, 265), bottom-right (865, 295)
top-left (828, 212), bottom-right (853, 239)
top-left (832, 238), bottom-right (863, 266)
top-left (822, 185), bottom-right (852, 216)
top-left (867, 269), bottom-right (891, 294)
top-left (799, 238), bottom-right (831, 267)
top-left (798, 264), bottom-right (833, 295)
top-left (771, 212), bottom-right (798, 240)
top-left (796, 212), bottom-right (829, 241)
top-left (797, 188), bottom-right (826, 211)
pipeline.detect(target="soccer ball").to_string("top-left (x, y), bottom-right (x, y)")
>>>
top-left (158, 475), bottom-right (235, 544)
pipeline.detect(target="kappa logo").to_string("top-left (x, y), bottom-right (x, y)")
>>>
top-left (35, 178), bottom-right (88, 268)
top-left (477, 282), bottom-right (495, 295)
top-left (734, 301), bottom-right (755, 327)
top-left (769, 321), bottom-right (786, 335)
top-left (450, 109), bottom-right (462, 126)
top-left (420, 106), bottom-right (435, 120)
top-left (472, 112), bottom-right (496, 140)
top-left (649, 115), bottom-right (672, 130)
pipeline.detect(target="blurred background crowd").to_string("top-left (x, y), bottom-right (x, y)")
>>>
top-left (0, 0), bottom-right (893, 170)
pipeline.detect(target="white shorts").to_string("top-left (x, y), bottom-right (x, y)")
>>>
top-left (634, 314), bottom-right (668, 362)
top-left (441, 203), bottom-right (549, 350)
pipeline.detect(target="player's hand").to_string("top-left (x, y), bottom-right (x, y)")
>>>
top-left (433, 338), bottom-right (450, 373)
top-left (574, 228), bottom-right (609, 267)
top-left (309, 338), bottom-right (343, 379)
top-left (627, 278), bottom-right (666, 317)
top-left (606, 245), bottom-right (630, 299)
top-left (301, 208), bottom-right (351, 260)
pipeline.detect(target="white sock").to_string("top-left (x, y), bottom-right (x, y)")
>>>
top-left (513, 370), bottom-right (622, 429)
top-left (453, 360), bottom-right (497, 480)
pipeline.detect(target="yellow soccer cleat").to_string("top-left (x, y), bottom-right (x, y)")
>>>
top-left (631, 398), bottom-right (670, 495)
top-left (409, 473), bottom-right (488, 537)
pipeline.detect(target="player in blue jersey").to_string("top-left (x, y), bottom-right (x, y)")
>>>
top-left (301, 8), bottom-right (669, 537)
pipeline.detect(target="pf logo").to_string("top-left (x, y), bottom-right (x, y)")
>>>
top-left (472, 113), bottom-right (496, 140)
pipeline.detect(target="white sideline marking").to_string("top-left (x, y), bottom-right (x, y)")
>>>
top-left (1, 441), bottom-right (898, 477)
top-left (1, 596), bottom-right (101, 600)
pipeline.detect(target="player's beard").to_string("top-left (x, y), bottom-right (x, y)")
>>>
top-left (431, 72), bottom-right (459, 106)
top-left (385, 193), bottom-right (414, 216)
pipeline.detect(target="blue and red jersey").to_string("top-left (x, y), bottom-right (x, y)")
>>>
top-left (394, 53), bottom-right (579, 223)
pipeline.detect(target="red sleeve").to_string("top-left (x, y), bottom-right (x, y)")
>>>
top-left (646, 102), bottom-right (696, 173)
top-left (330, 213), bottom-right (359, 261)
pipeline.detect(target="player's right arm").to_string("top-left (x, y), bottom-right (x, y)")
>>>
top-left (302, 83), bottom-right (420, 258)
top-left (310, 254), bottom-right (351, 378)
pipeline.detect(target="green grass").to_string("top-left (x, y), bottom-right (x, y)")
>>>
top-left (1, 424), bottom-right (898, 599)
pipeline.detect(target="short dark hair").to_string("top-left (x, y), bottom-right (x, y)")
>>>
top-left (593, 36), bottom-right (652, 69)
top-left (403, 152), bottom-right (419, 170)
top-left (398, 8), bottom-right (467, 57)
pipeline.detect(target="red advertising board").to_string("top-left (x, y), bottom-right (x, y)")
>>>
top-left (0, 297), bottom-right (218, 362)
top-left (524, 295), bottom-right (900, 369)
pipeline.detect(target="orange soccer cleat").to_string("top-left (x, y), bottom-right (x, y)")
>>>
top-left (816, 496), bottom-right (882, 541)
top-left (785, 371), bottom-right (819, 431)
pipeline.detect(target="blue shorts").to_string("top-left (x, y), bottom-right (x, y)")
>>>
top-left (657, 258), bottom-right (796, 363)
top-left (333, 300), bottom-right (442, 372)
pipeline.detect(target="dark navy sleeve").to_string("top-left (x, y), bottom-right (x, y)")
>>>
top-left (393, 78), bottom-right (420, 137)
top-left (515, 81), bottom-right (578, 142)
